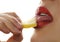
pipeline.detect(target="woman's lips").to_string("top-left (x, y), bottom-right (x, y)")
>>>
top-left (34, 7), bottom-right (53, 28)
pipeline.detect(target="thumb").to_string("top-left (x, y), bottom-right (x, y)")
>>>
top-left (7, 33), bottom-right (23, 42)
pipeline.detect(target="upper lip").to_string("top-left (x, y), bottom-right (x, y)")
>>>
top-left (36, 7), bottom-right (53, 18)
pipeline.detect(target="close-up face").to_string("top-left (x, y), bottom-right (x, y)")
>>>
top-left (31, 0), bottom-right (60, 42)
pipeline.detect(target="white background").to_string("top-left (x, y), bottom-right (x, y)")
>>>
top-left (0, 0), bottom-right (41, 42)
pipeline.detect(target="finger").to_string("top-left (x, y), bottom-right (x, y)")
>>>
top-left (3, 12), bottom-right (21, 22)
top-left (0, 21), bottom-right (10, 34)
top-left (0, 14), bottom-right (22, 30)
top-left (4, 12), bottom-right (18, 18)
top-left (7, 33), bottom-right (23, 42)
top-left (0, 17), bottom-right (21, 35)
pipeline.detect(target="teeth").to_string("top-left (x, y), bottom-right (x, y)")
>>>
top-left (40, 13), bottom-right (48, 16)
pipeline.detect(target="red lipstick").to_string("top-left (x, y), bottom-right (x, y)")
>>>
top-left (34, 7), bottom-right (53, 28)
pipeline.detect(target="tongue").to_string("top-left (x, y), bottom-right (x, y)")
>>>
top-left (39, 14), bottom-right (52, 22)
top-left (35, 14), bottom-right (52, 28)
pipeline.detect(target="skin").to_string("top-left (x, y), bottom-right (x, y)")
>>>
top-left (6, 12), bottom-right (23, 42)
top-left (0, 0), bottom-right (60, 42)
top-left (0, 12), bottom-right (23, 42)
top-left (7, 0), bottom-right (60, 42)
top-left (31, 0), bottom-right (60, 42)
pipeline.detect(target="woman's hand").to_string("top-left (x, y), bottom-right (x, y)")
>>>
top-left (0, 12), bottom-right (23, 42)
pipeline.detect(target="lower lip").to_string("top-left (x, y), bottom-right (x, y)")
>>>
top-left (34, 7), bottom-right (53, 28)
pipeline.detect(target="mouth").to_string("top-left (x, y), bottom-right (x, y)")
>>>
top-left (22, 7), bottom-right (53, 28)
top-left (34, 7), bottom-right (53, 28)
